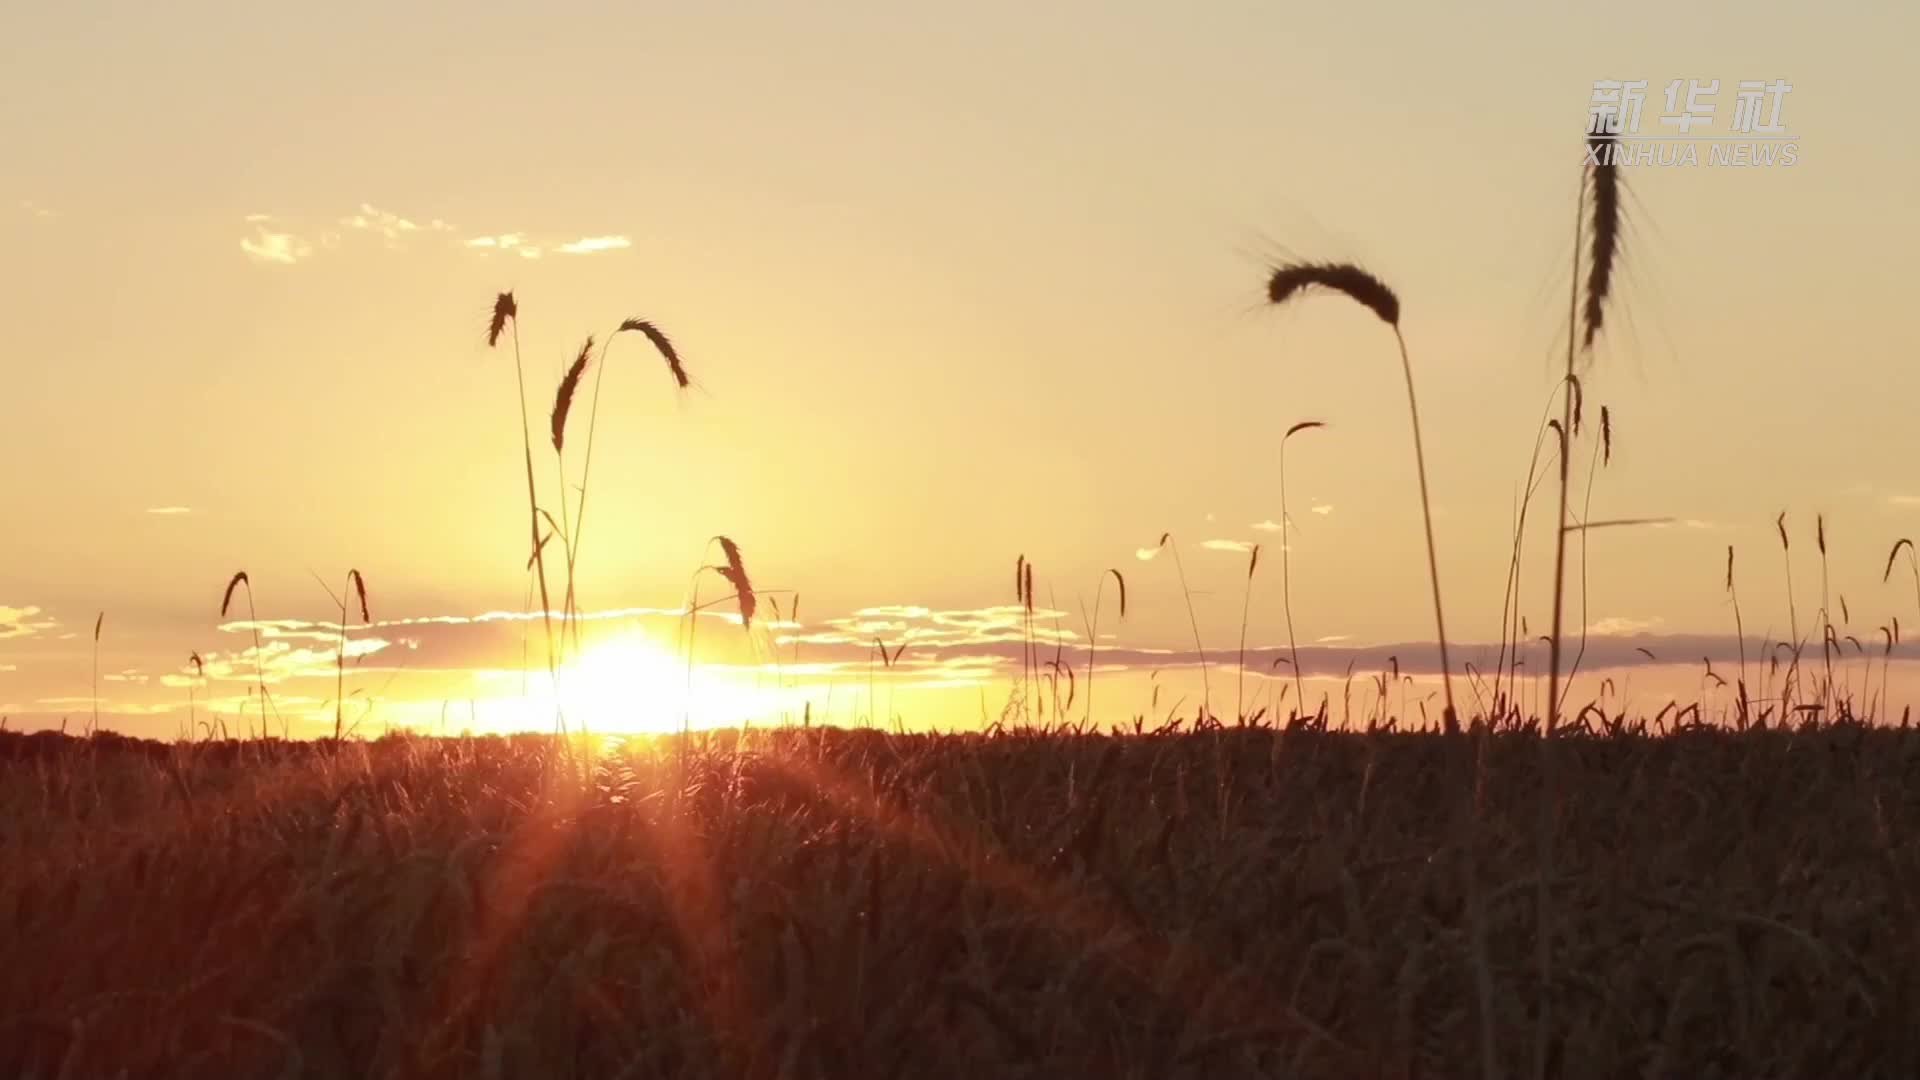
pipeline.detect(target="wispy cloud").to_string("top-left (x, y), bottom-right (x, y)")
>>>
top-left (1134, 547), bottom-right (1161, 561)
top-left (339, 203), bottom-right (421, 244)
top-left (0, 606), bottom-right (58, 641)
top-left (1310, 504), bottom-right (1334, 516)
top-left (145, 506), bottom-right (192, 516)
top-left (20, 200), bottom-right (58, 220)
top-left (557, 235), bottom-right (632, 255)
top-left (1588, 615), bottom-right (1665, 636)
top-left (1889, 495), bottom-right (1920, 508)
top-left (240, 225), bottom-right (313, 265)
top-left (1200, 539), bottom-right (1254, 554)
top-left (1251, 519), bottom-right (1282, 533)
top-left (238, 207), bottom-right (621, 265)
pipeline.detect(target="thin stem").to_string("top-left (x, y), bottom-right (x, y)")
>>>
top-left (511, 321), bottom-right (562, 734)
top-left (1389, 326), bottom-right (1456, 728)
top-left (1280, 439), bottom-right (1306, 716)
top-left (1167, 542), bottom-right (1211, 722)
top-left (1536, 163), bottom-right (1587, 1080)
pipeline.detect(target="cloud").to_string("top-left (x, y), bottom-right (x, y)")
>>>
top-left (1200, 539), bottom-right (1254, 553)
top-left (1251, 520), bottom-right (1283, 532)
top-left (1650, 519), bottom-right (1719, 531)
top-left (240, 225), bottom-right (313, 265)
top-left (1315, 634), bottom-right (1351, 644)
top-left (0, 606), bottom-right (57, 641)
top-left (1889, 495), bottom-right (1920, 508)
top-left (1134, 547), bottom-right (1161, 561)
top-left (556, 235), bottom-right (632, 255)
top-left (145, 506), bottom-right (192, 515)
top-left (0, 664), bottom-right (16, 673)
top-left (339, 203), bottom-right (421, 243)
top-left (19, 200), bottom-right (57, 220)
top-left (1588, 615), bottom-right (1665, 636)
top-left (1310, 504), bottom-right (1334, 516)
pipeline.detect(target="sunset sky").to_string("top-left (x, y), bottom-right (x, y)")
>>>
top-left (4, 2), bottom-right (1919, 736)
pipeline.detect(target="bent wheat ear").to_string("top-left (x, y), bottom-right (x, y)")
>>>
top-left (348, 569), bottom-right (370, 623)
top-left (220, 571), bottom-right (249, 618)
top-left (1285, 420), bottom-right (1325, 440)
top-left (551, 337), bottom-right (594, 452)
top-left (617, 319), bottom-right (689, 388)
top-left (1886, 538), bottom-right (1914, 582)
top-left (1776, 512), bottom-right (1790, 551)
top-left (713, 535), bottom-right (756, 628)
top-left (488, 291), bottom-right (517, 348)
top-left (1266, 262), bottom-right (1399, 326)
top-left (94, 612), bottom-right (103, 641)
top-left (1106, 568), bottom-right (1127, 619)
top-left (1583, 124), bottom-right (1621, 349)
top-left (1600, 405), bottom-right (1612, 465)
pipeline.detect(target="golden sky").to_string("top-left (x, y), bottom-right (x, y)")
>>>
top-left (4, 2), bottom-right (1919, 735)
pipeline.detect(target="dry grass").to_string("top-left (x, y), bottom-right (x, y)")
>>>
top-left (4, 723), bottom-right (1916, 1078)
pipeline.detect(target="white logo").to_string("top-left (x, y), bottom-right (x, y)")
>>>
top-left (1589, 79), bottom-right (1797, 167)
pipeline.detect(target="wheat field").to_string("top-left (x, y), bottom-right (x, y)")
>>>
top-left (3, 722), bottom-right (1915, 1078)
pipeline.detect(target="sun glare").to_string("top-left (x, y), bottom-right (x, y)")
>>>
top-left (521, 632), bottom-right (778, 735)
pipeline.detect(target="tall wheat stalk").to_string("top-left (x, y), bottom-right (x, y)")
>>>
top-left (487, 292), bottom-right (562, 732)
top-left (1728, 546), bottom-right (1751, 727)
top-left (1082, 568), bottom-right (1126, 727)
top-left (1154, 533), bottom-right (1211, 722)
top-left (333, 570), bottom-right (369, 741)
top-left (1265, 262), bottom-right (1456, 731)
top-left (220, 571), bottom-right (275, 738)
top-left (1235, 544), bottom-right (1261, 723)
top-left (90, 612), bottom-right (103, 735)
top-left (562, 318), bottom-right (689, 649)
top-left (1278, 421), bottom-right (1324, 717)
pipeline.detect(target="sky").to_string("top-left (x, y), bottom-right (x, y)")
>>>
top-left (4, 2), bottom-right (1920, 737)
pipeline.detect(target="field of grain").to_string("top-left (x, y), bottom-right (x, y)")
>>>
top-left (4, 724), bottom-right (1915, 1078)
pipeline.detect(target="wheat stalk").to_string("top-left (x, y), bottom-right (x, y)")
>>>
top-left (335, 569), bottom-right (369, 741)
top-left (564, 317), bottom-right (690, 649)
top-left (486, 291), bottom-right (561, 733)
top-left (1235, 544), bottom-right (1261, 724)
top-left (1155, 533), bottom-right (1211, 722)
top-left (220, 571), bottom-right (276, 738)
top-left (1278, 420), bottom-right (1324, 717)
top-left (1265, 261), bottom-right (1456, 731)
top-left (1082, 568), bottom-right (1126, 728)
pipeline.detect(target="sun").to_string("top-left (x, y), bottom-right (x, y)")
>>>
top-left (529, 631), bottom-right (777, 735)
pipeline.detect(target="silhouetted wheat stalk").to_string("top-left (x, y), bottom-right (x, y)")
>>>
top-left (1235, 544), bottom-right (1261, 723)
top-left (333, 569), bottom-right (369, 741)
top-left (1538, 118), bottom-right (1622, 1078)
top-left (1081, 567), bottom-right (1125, 727)
top-left (90, 611), bottom-right (103, 735)
top-left (1279, 420), bottom-right (1324, 716)
top-left (220, 571), bottom-right (275, 738)
top-left (487, 291), bottom-right (561, 731)
top-left (563, 317), bottom-right (689, 646)
top-left (547, 336), bottom-right (594, 649)
top-left (1886, 538), bottom-right (1919, 619)
top-left (1777, 512), bottom-right (1802, 709)
top-left (1154, 533), bottom-right (1211, 721)
top-left (1818, 515), bottom-right (1833, 719)
top-left (1265, 262), bottom-right (1455, 730)
top-left (1728, 546), bottom-right (1751, 727)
